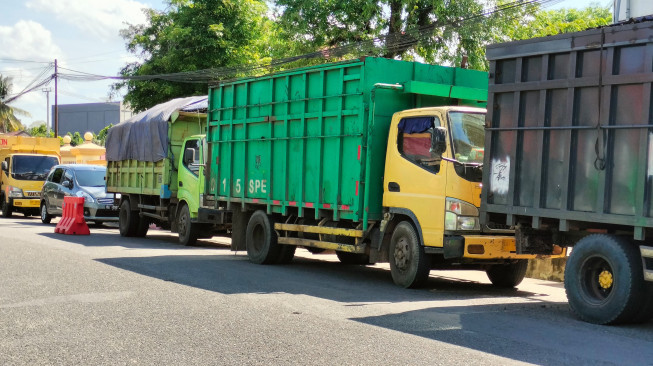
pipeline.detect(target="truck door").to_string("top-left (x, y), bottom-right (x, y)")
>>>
top-left (383, 113), bottom-right (447, 248)
top-left (178, 138), bottom-right (201, 216)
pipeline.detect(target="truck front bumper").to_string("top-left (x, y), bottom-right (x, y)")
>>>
top-left (441, 235), bottom-right (566, 260)
top-left (11, 198), bottom-right (40, 208)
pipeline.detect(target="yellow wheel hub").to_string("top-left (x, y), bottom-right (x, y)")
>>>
top-left (598, 270), bottom-right (614, 289)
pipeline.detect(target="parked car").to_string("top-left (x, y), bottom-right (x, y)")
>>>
top-left (40, 164), bottom-right (119, 224)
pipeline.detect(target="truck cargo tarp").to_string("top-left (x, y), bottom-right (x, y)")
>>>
top-left (106, 96), bottom-right (207, 162)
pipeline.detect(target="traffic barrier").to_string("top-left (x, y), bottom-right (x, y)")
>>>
top-left (54, 196), bottom-right (90, 235)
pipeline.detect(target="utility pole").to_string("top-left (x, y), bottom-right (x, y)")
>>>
top-left (42, 88), bottom-right (51, 135)
top-left (54, 59), bottom-right (58, 138)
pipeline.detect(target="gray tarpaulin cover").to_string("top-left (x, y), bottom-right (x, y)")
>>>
top-left (106, 96), bottom-right (207, 162)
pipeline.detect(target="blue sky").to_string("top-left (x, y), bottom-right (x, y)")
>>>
top-left (0, 0), bottom-right (611, 129)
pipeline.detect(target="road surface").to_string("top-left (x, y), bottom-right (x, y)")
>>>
top-left (1, 216), bottom-right (652, 365)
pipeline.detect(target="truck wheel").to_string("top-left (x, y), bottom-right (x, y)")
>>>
top-left (486, 260), bottom-right (528, 288)
top-left (246, 210), bottom-right (281, 264)
top-left (1, 197), bottom-right (12, 218)
top-left (40, 201), bottom-right (52, 224)
top-left (135, 217), bottom-right (149, 238)
top-left (276, 245), bottom-right (296, 264)
top-left (389, 221), bottom-right (431, 288)
top-left (564, 234), bottom-right (647, 324)
top-left (177, 204), bottom-right (198, 246)
top-left (336, 251), bottom-right (370, 265)
top-left (119, 200), bottom-right (138, 237)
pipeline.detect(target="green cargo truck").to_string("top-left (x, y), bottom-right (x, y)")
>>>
top-left (205, 57), bottom-right (563, 287)
top-left (106, 96), bottom-right (230, 245)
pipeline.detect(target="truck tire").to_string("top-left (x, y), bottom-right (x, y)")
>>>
top-left (564, 234), bottom-right (648, 324)
top-left (276, 245), bottom-right (296, 264)
top-left (336, 251), bottom-right (370, 265)
top-left (119, 199), bottom-right (138, 237)
top-left (1, 197), bottom-right (12, 218)
top-left (246, 210), bottom-right (281, 264)
top-left (177, 204), bottom-right (198, 246)
top-left (40, 201), bottom-right (52, 224)
top-left (486, 260), bottom-right (528, 288)
top-left (389, 221), bottom-right (431, 288)
top-left (135, 217), bottom-right (149, 238)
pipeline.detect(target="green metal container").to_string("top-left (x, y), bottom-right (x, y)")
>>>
top-left (207, 57), bottom-right (487, 225)
top-left (107, 112), bottom-right (207, 198)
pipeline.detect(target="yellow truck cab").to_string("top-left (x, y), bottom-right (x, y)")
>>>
top-left (0, 136), bottom-right (61, 217)
top-left (381, 106), bottom-right (562, 287)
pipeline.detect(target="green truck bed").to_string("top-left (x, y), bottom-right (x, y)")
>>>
top-left (107, 112), bottom-right (207, 198)
top-left (207, 57), bottom-right (487, 224)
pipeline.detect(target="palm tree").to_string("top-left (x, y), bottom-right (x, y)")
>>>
top-left (0, 75), bottom-right (30, 133)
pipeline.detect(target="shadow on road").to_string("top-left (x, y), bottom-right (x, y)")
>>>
top-left (354, 304), bottom-right (653, 365)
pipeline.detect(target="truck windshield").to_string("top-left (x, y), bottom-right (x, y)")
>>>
top-left (11, 155), bottom-right (59, 181)
top-left (449, 112), bottom-right (485, 165)
top-left (75, 169), bottom-right (106, 187)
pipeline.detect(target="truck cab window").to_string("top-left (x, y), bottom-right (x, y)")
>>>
top-left (183, 139), bottom-right (200, 176)
top-left (397, 116), bottom-right (441, 174)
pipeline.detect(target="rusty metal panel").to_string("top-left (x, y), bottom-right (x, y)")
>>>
top-left (482, 20), bottom-right (653, 233)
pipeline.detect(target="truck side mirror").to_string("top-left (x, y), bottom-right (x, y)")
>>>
top-left (431, 127), bottom-right (447, 155)
top-left (184, 148), bottom-right (196, 165)
top-left (1, 161), bottom-right (7, 173)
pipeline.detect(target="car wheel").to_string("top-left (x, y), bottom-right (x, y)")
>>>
top-left (40, 201), bottom-right (52, 224)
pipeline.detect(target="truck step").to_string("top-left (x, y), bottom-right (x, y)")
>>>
top-left (277, 237), bottom-right (366, 254)
top-left (140, 212), bottom-right (168, 222)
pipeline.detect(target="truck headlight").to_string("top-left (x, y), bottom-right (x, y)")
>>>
top-left (75, 190), bottom-right (95, 203)
top-left (7, 186), bottom-right (23, 198)
top-left (445, 198), bottom-right (480, 231)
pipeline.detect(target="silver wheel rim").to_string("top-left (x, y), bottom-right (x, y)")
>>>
top-left (41, 204), bottom-right (47, 220)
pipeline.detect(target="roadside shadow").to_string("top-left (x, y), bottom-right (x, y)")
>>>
top-left (38, 232), bottom-right (231, 250)
top-left (353, 303), bottom-right (653, 365)
top-left (95, 252), bottom-right (554, 305)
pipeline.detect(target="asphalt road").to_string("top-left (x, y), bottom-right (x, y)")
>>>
top-left (1, 215), bottom-right (653, 365)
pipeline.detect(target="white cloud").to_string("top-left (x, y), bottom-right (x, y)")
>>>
top-left (26, 0), bottom-right (150, 41)
top-left (0, 20), bottom-right (62, 61)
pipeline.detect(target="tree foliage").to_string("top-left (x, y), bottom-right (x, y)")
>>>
top-left (272, 0), bottom-right (537, 71)
top-left (113, 0), bottom-right (272, 112)
top-left (0, 75), bottom-right (29, 133)
top-left (507, 5), bottom-right (611, 41)
top-left (28, 123), bottom-right (54, 138)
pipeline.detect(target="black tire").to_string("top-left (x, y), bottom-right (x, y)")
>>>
top-left (177, 203), bottom-right (198, 246)
top-left (486, 260), bottom-right (528, 288)
top-left (135, 217), bottom-right (149, 238)
top-left (276, 245), bottom-right (296, 264)
top-left (1, 197), bottom-right (12, 218)
top-left (336, 251), bottom-right (370, 265)
top-left (40, 201), bottom-right (52, 224)
top-left (119, 199), bottom-right (138, 237)
top-left (246, 210), bottom-right (281, 264)
top-left (564, 234), bottom-right (648, 325)
top-left (389, 221), bottom-right (431, 288)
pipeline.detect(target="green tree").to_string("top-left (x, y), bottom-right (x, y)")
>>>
top-left (272, 0), bottom-right (537, 71)
top-left (0, 75), bottom-right (30, 133)
top-left (95, 124), bottom-right (113, 146)
top-left (113, 0), bottom-right (272, 112)
top-left (28, 123), bottom-right (54, 138)
top-left (506, 5), bottom-right (611, 41)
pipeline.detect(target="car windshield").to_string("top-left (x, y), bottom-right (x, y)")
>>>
top-left (449, 112), bottom-right (485, 165)
top-left (12, 155), bottom-right (59, 181)
top-left (75, 169), bottom-right (106, 187)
